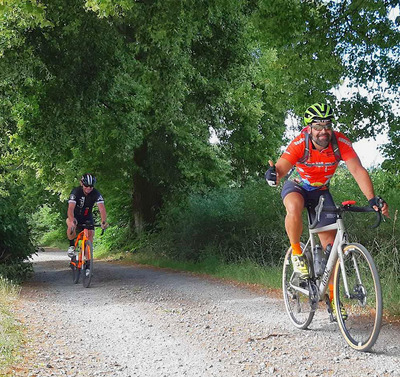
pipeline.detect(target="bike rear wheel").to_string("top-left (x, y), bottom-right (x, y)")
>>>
top-left (82, 241), bottom-right (94, 288)
top-left (282, 244), bottom-right (315, 329)
top-left (70, 254), bottom-right (80, 284)
top-left (334, 243), bottom-right (382, 352)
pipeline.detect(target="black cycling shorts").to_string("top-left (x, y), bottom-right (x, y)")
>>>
top-left (75, 215), bottom-right (94, 233)
top-left (281, 180), bottom-right (337, 228)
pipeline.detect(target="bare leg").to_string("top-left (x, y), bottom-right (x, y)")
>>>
top-left (283, 192), bottom-right (305, 245)
top-left (87, 229), bottom-right (94, 243)
top-left (66, 219), bottom-right (76, 240)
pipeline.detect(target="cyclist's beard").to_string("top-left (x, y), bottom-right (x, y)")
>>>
top-left (312, 133), bottom-right (331, 148)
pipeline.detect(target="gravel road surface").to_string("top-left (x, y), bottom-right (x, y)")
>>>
top-left (11, 249), bottom-right (400, 376)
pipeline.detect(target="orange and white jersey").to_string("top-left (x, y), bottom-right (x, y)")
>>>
top-left (281, 130), bottom-right (358, 191)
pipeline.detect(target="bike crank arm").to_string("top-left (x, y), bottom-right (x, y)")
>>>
top-left (289, 282), bottom-right (309, 296)
top-left (289, 280), bottom-right (319, 312)
top-left (307, 280), bottom-right (319, 310)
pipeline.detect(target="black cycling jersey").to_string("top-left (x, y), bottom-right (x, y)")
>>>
top-left (68, 186), bottom-right (104, 219)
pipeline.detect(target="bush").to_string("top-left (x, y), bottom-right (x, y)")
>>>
top-left (0, 262), bottom-right (33, 284)
top-left (143, 181), bottom-right (287, 266)
top-left (29, 205), bottom-right (65, 244)
top-left (0, 196), bottom-right (35, 263)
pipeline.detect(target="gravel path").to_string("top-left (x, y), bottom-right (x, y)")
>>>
top-left (11, 249), bottom-right (400, 376)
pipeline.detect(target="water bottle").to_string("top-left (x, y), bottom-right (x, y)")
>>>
top-left (313, 245), bottom-right (323, 276)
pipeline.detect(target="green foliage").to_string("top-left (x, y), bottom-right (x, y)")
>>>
top-left (93, 224), bottom-right (139, 258)
top-left (0, 261), bottom-right (33, 284)
top-left (29, 205), bottom-right (65, 244)
top-left (5, 0), bottom-right (399, 235)
top-left (141, 181), bottom-right (287, 266)
top-left (0, 194), bottom-right (35, 263)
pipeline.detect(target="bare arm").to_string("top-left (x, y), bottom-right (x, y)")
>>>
top-left (345, 156), bottom-right (375, 200)
top-left (67, 202), bottom-right (76, 224)
top-left (97, 202), bottom-right (107, 227)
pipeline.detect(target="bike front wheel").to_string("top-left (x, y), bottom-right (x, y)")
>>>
top-left (282, 244), bottom-right (314, 329)
top-left (82, 241), bottom-right (94, 288)
top-left (70, 255), bottom-right (80, 284)
top-left (334, 243), bottom-right (382, 352)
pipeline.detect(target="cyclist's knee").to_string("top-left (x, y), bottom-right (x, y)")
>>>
top-left (285, 201), bottom-right (304, 218)
top-left (284, 193), bottom-right (304, 214)
top-left (88, 229), bottom-right (94, 242)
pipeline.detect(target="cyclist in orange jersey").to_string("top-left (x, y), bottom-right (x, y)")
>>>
top-left (265, 103), bottom-right (389, 318)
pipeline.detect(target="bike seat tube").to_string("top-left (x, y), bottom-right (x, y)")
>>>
top-left (317, 218), bottom-right (346, 297)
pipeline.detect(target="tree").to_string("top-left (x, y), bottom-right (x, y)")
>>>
top-left (0, 0), bottom-right (399, 236)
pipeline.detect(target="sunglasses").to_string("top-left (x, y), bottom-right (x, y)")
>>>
top-left (311, 123), bottom-right (333, 131)
top-left (83, 185), bottom-right (94, 188)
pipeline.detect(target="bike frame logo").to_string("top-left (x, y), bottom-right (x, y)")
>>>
top-left (322, 267), bottom-right (331, 287)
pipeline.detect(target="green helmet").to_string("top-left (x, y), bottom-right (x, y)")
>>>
top-left (304, 103), bottom-right (334, 125)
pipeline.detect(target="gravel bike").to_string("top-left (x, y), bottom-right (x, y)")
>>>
top-left (282, 196), bottom-right (383, 352)
top-left (69, 223), bottom-right (104, 288)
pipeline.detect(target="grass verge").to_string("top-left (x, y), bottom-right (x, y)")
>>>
top-left (0, 277), bottom-right (22, 374)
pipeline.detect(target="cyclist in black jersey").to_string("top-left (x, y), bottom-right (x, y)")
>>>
top-left (66, 173), bottom-right (108, 257)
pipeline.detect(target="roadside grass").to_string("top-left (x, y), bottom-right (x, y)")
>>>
top-left (381, 274), bottom-right (400, 317)
top-left (38, 229), bottom-right (68, 250)
top-left (0, 277), bottom-right (22, 373)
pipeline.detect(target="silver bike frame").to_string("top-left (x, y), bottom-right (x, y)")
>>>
top-left (290, 216), bottom-right (351, 301)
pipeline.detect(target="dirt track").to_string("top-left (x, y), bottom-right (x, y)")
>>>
top-left (10, 249), bottom-right (400, 376)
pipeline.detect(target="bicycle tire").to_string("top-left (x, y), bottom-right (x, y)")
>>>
top-left (82, 240), bottom-right (94, 288)
top-left (282, 243), bottom-right (315, 329)
top-left (334, 243), bottom-right (382, 352)
top-left (70, 255), bottom-right (80, 284)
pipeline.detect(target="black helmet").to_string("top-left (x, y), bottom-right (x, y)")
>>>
top-left (304, 103), bottom-right (334, 125)
top-left (81, 173), bottom-right (96, 187)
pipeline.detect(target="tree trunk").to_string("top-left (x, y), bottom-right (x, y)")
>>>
top-left (132, 143), bottom-right (162, 233)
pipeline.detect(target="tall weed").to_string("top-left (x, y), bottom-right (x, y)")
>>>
top-left (145, 181), bottom-right (287, 266)
top-left (0, 277), bottom-right (22, 371)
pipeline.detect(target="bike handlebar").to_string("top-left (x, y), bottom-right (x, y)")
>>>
top-left (309, 196), bottom-right (383, 230)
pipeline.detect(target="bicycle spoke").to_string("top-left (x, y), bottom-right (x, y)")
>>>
top-left (334, 243), bottom-right (382, 351)
top-left (283, 245), bottom-right (314, 329)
